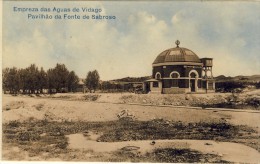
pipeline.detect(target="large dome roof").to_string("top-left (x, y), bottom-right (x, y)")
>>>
top-left (153, 41), bottom-right (201, 64)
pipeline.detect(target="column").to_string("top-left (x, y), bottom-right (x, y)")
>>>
top-left (195, 77), bottom-right (198, 92)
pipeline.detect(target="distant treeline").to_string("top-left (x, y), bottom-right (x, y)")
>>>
top-left (2, 63), bottom-right (138, 94)
top-left (99, 82), bottom-right (141, 93)
top-left (2, 64), bottom-right (79, 94)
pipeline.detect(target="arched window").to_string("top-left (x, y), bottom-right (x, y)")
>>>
top-left (189, 70), bottom-right (199, 78)
top-left (190, 72), bottom-right (196, 78)
top-left (155, 72), bottom-right (161, 80)
top-left (188, 70), bottom-right (199, 92)
top-left (169, 71), bottom-right (180, 87)
top-left (170, 71), bottom-right (180, 78)
top-left (171, 73), bottom-right (178, 78)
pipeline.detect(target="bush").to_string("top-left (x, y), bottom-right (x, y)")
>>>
top-left (8, 120), bottom-right (20, 128)
top-left (56, 140), bottom-right (68, 149)
top-left (83, 94), bottom-right (101, 101)
top-left (255, 82), bottom-right (260, 89)
top-left (245, 97), bottom-right (260, 108)
top-left (149, 148), bottom-right (202, 163)
top-left (18, 131), bottom-right (40, 141)
top-left (112, 148), bottom-right (225, 163)
top-left (49, 126), bottom-right (65, 136)
top-left (215, 81), bottom-right (245, 92)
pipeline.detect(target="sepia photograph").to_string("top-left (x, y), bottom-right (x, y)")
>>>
top-left (1, 0), bottom-right (260, 163)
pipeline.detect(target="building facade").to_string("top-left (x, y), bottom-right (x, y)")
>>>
top-left (145, 40), bottom-right (215, 94)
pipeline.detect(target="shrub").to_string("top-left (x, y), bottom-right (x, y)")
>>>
top-left (33, 104), bottom-right (44, 111)
top-left (56, 140), bottom-right (68, 149)
top-left (215, 81), bottom-right (245, 92)
top-left (18, 131), bottom-right (40, 141)
top-left (8, 120), bottom-right (20, 128)
top-left (255, 82), bottom-right (260, 89)
top-left (49, 126), bottom-right (65, 136)
top-left (245, 97), bottom-right (260, 108)
top-left (83, 94), bottom-right (101, 101)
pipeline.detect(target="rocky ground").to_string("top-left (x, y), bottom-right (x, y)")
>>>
top-left (2, 90), bottom-right (260, 162)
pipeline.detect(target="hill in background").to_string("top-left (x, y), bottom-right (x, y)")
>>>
top-left (215, 75), bottom-right (260, 82)
top-left (109, 76), bottom-right (152, 83)
top-left (109, 75), bottom-right (260, 83)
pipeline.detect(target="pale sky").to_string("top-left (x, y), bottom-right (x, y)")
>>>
top-left (3, 1), bottom-right (260, 80)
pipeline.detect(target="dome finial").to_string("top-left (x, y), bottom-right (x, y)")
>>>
top-left (175, 40), bottom-right (180, 47)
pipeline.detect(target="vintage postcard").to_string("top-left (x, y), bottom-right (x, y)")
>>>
top-left (1, 0), bottom-right (260, 163)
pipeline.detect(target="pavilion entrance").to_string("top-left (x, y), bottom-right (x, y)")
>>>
top-left (190, 79), bottom-right (196, 92)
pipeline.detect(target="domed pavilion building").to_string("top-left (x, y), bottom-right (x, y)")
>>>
top-left (145, 40), bottom-right (215, 94)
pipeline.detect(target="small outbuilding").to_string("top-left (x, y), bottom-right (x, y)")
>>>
top-left (145, 40), bottom-right (215, 94)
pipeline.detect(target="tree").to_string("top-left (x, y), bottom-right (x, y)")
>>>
top-left (47, 68), bottom-right (56, 93)
top-left (67, 71), bottom-right (79, 92)
top-left (2, 67), bottom-right (20, 94)
top-left (85, 70), bottom-right (100, 93)
top-left (47, 64), bottom-right (70, 93)
top-left (3, 63), bottom-right (80, 94)
top-left (25, 64), bottom-right (39, 94)
top-left (18, 68), bottom-right (29, 94)
top-left (3, 65), bottom-right (46, 94)
top-left (100, 81), bottom-right (112, 91)
top-left (36, 67), bottom-right (47, 93)
top-left (55, 64), bottom-right (69, 92)
top-left (2, 68), bottom-right (10, 93)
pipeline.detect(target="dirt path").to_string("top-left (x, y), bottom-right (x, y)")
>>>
top-left (67, 133), bottom-right (260, 163)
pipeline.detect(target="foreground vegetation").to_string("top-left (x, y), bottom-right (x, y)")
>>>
top-left (111, 148), bottom-right (228, 163)
top-left (2, 118), bottom-right (259, 161)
